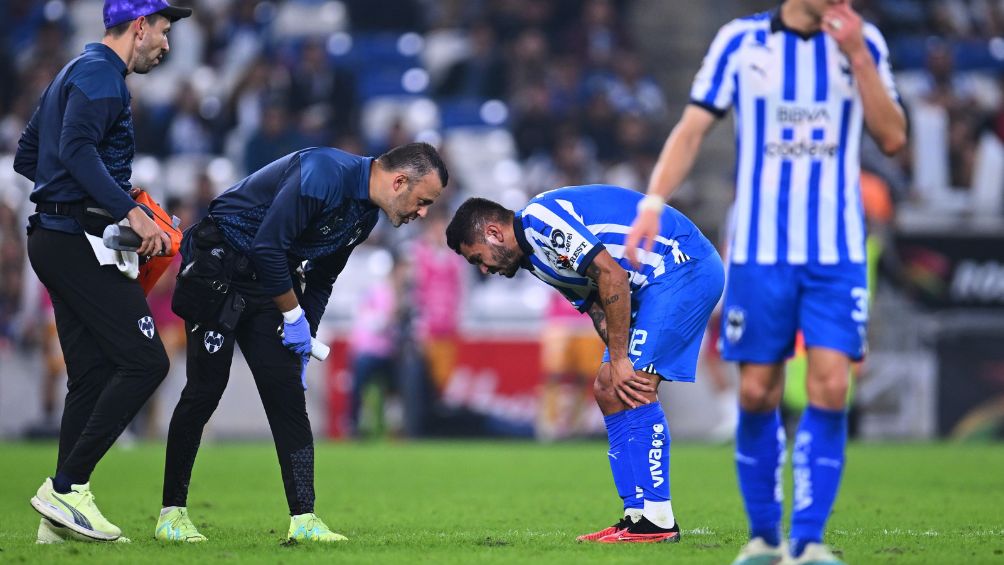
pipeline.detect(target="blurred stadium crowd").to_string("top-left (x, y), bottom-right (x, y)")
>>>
top-left (2, 0), bottom-right (1004, 439)
top-left (0, 0), bottom-right (674, 342)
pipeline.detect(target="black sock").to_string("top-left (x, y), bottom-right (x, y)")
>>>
top-left (52, 472), bottom-right (77, 494)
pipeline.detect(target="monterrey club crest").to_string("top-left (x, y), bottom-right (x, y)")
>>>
top-left (204, 331), bottom-right (224, 354)
top-left (137, 316), bottom-right (155, 339)
top-left (725, 307), bottom-right (746, 344)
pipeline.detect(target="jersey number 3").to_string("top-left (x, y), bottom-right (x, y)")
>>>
top-left (851, 287), bottom-right (868, 323)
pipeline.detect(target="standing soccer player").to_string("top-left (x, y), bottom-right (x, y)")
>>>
top-left (156, 143), bottom-right (447, 543)
top-left (446, 185), bottom-right (724, 543)
top-left (624, 1), bottom-right (906, 563)
top-left (13, 0), bottom-right (192, 543)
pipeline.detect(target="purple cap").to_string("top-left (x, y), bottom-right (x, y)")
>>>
top-left (103, 0), bottom-right (192, 29)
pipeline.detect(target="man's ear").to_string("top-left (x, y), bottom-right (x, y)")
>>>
top-left (485, 222), bottom-right (503, 244)
top-left (134, 16), bottom-right (147, 40)
top-left (392, 173), bottom-right (410, 193)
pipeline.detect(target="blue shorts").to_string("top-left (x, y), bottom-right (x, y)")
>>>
top-left (719, 262), bottom-right (868, 363)
top-left (602, 253), bottom-right (725, 382)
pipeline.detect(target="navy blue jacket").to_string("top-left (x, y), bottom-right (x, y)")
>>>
top-left (210, 147), bottom-right (380, 330)
top-left (14, 43), bottom-right (139, 234)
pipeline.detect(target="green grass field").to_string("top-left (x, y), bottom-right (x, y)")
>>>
top-left (0, 441), bottom-right (1002, 564)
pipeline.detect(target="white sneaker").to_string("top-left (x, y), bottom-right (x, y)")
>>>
top-left (36, 518), bottom-right (131, 544)
top-left (781, 542), bottom-right (845, 565)
top-left (732, 537), bottom-right (785, 565)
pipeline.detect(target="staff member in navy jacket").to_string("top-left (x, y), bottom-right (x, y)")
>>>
top-left (156, 142), bottom-right (448, 543)
top-left (14, 0), bottom-right (192, 543)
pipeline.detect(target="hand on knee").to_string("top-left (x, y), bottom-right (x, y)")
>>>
top-left (593, 376), bottom-right (626, 415)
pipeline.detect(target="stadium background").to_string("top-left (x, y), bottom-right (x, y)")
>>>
top-left (1, 0), bottom-right (1003, 445)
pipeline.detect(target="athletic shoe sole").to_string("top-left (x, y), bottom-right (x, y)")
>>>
top-left (30, 496), bottom-right (119, 541)
top-left (37, 518), bottom-right (130, 544)
top-left (599, 531), bottom-right (681, 543)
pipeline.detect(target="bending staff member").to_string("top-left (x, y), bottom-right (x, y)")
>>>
top-left (155, 143), bottom-right (447, 543)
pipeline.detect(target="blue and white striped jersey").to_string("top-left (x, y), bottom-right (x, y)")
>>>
top-left (690, 10), bottom-right (899, 266)
top-left (514, 185), bottom-right (716, 311)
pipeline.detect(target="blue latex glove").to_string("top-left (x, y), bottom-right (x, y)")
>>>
top-left (282, 312), bottom-right (313, 356)
top-left (299, 354), bottom-right (309, 391)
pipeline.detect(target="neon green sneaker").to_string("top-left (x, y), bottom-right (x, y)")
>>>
top-left (155, 507), bottom-right (207, 542)
top-left (30, 478), bottom-right (121, 541)
top-left (37, 517), bottom-right (131, 544)
top-left (287, 513), bottom-right (347, 542)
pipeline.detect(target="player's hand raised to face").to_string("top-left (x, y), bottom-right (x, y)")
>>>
top-left (822, 3), bottom-right (866, 58)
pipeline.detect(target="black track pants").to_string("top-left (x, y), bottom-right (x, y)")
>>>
top-left (161, 293), bottom-right (315, 515)
top-left (27, 228), bottom-right (170, 482)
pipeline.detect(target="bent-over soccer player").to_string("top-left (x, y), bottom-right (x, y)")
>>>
top-left (445, 185), bottom-right (724, 543)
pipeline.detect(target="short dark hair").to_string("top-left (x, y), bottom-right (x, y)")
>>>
top-left (106, 11), bottom-right (166, 37)
top-left (376, 142), bottom-right (449, 189)
top-left (445, 197), bottom-right (513, 253)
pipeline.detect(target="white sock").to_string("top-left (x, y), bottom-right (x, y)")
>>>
top-left (160, 506), bottom-right (180, 517)
top-left (643, 499), bottom-right (675, 529)
top-left (624, 508), bottom-right (643, 523)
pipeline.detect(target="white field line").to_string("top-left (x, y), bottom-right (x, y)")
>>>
top-left (830, 529), bottom-right (1004, 538)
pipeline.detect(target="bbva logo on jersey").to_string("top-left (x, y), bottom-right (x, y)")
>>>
top-left (204, 331), bottom-right (224, 354)
top-left (137, 316), bottom-right (155, 339)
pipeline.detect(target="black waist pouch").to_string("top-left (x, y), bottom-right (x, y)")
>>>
top-left (171, 218), bottom-right (243, 329)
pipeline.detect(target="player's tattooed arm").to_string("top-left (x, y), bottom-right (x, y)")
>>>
top-left (586, 263), bottom-right (623, 305)
top-left (585, 250), bottom-right (653, 407)
top-left (587, 301), bottom-right (608, 344)
top-left (584, 252), bottom-right (630, 361)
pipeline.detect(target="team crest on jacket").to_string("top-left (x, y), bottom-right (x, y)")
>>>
top-left (204, 331), bottom-right (224, 354)
top-left (137, 316), bottom-right (155, 339)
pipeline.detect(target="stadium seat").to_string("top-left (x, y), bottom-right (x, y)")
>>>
top-left (442, 127), bottom-right (522, 199)
top-left (162, 154), bottom-right (212, 199)
top-left (357, 65), bottom-right (424, 99)
top-left (437, 98), bottom-right (512, 130)
top-left (421, 28), bottom-right (470, 86)
top-left (890, 36), bottom-right (1004, 72)
top-left (331, 32), bottom-right (421, 72)
top-left (67, 0), bottom-right (104, 54)
top-left (271, 0), bottom-right (347, 39)
top-left (360, 97), bottom-right (440, 150)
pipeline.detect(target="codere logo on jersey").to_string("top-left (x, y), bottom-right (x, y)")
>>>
top-left (765, 140), bottom-right (839, 158)
top-left (649, 424), bottom-right (666, 488)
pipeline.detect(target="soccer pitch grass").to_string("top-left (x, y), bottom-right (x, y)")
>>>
top-left (0, 441), bottom-right (1002, 564)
